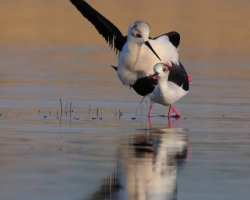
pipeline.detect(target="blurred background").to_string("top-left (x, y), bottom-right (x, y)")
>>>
top-left (1, 0), bottom-right (249, 102)
top-left (1, 0), bottom-right (250, 55)
top-left (1, 1), bottom-right (249, 45)
top-left (0, 1), bottom-right (250, 200)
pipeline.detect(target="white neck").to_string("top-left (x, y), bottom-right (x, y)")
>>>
top-left (157, 72), bottom-right (170, 91)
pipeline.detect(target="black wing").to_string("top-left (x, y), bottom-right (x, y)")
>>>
top-left (131, 77), bottom-right (157, 96)
top-left (111, 65), bottom-right (157, 96)
top-left (168, 62), bottom-right (189, 91)
top-left (153, 31), bottom-right (180, 48)
top-left (70, 0), bottom-right (126, 52)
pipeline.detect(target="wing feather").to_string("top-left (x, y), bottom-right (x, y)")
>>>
top-left (154, 31), bottom-right (180, 48)
top-left (70, 0), bottom-right (126, 51)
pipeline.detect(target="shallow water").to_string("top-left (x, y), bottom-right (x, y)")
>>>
top-left (1, 1), bottom-right (250, 200)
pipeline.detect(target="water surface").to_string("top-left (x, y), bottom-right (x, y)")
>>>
top-left (0, 1), bottom-right (250, 200)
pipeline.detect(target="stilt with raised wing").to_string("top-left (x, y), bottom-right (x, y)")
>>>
top-left (70, 0), bottom-right (191, 93)
top-left (70, 0), bottom-right (192, 117)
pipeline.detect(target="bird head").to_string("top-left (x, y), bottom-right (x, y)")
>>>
top-left (129, 21), bottom-right (150, 43)
top-left (128, 21), bottom-right (161, 61)
top-left (152, 63), bottom-right (170, 79)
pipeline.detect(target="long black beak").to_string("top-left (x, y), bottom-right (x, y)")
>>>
top-left (111, 65), bottom-right (118, 71)
top-left (153, 71), bottom-right (159, 76)
top-left (144, 41), bottom-right (161, 61)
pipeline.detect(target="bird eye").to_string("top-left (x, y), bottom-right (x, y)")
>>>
top-left (163, 68), bottom-right (166, 72)
top-left (136, 34), bottom-right (142, 38)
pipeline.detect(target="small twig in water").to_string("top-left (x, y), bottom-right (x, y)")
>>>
top-left (70, 102), bottom-right (72, 118)
top-left (119, 110), bottom-right (123, 119)
top-left (60, 99), bottom-right (63, 118)
top-left (88, 105), bottom-right (90, 118)
top-left (65, 102), bottom-right (68, 115)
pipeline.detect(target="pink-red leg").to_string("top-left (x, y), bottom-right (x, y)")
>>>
top-left (148, 104), bottom-right (153, 118)
top-left (167, 117), bottom-right (180, 128)
top-left (168, 117), bottom-right (173, 128)
top-left (168, 105), bottom-right (181, 118)
top-left (148, 117), bottom-right (152, 130)
top-left (171, 105), bottom-right (180, 117)
top-left (168, 105), bottom-right (173, 117)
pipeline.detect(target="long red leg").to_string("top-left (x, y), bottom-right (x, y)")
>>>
top-left (168, 117), bottom-right (173, 128)
top-left (168, 105), bottom-right (181, 118)
top-left (168, 117), bottom-right (181, 128)
top-left (148, 117), bottom-right (152, 129)
top-left (171, 105), bottom-right (180, 117)
top-left (168, 105), bottom-right (173, 118)
top-left (148, 104), bottom-right (153, 118)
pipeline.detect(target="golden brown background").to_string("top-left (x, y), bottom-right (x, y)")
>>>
top-left (1, 0), bottom-right (249, 58)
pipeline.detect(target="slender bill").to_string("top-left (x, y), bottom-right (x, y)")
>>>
top-left (152, 71), bottom-right (159, 77)
top-left (144, 41), bottom-right (161, 61)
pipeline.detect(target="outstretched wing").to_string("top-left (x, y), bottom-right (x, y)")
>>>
top-left (70, 0), bottom-right (126, 52)
top-left (153, 31), bottom-right (180, 48)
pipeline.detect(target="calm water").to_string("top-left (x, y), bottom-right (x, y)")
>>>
top-left (1, 1), bottom-right (250, 200)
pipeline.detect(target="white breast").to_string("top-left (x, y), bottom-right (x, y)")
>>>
top-left (148, 82), bottom-right (188, 106)
top-left (117, 35), bottom-right (179, 86)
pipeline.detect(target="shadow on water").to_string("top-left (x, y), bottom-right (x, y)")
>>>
top-left (89, 125), bottom-right (189, 200)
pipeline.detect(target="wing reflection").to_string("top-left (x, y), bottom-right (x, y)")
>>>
top-left (90, 128), bottom-right (189, 200)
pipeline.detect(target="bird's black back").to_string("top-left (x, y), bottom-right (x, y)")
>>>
top-left (168, 62), bottom-right (189, 91)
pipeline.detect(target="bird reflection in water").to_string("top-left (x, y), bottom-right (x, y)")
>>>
top-left (90, 127), bottom-right (189, 200)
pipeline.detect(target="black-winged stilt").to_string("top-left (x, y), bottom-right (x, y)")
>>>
top-left (70, 0), bottom-right (192, 117)
top-left (70, 0), bottom-right (191, 89)
top-left (148, 63), bottom-right (189, 118)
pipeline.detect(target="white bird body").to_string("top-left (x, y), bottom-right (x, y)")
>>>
top-left (148, 78), bottom-right (188, 106)
top-left (70, 0), bottom-right (191, 99)
top-left (118, 33), bottom-right (179, 86)
top-left (147, 63), bottom-right (189, 117)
